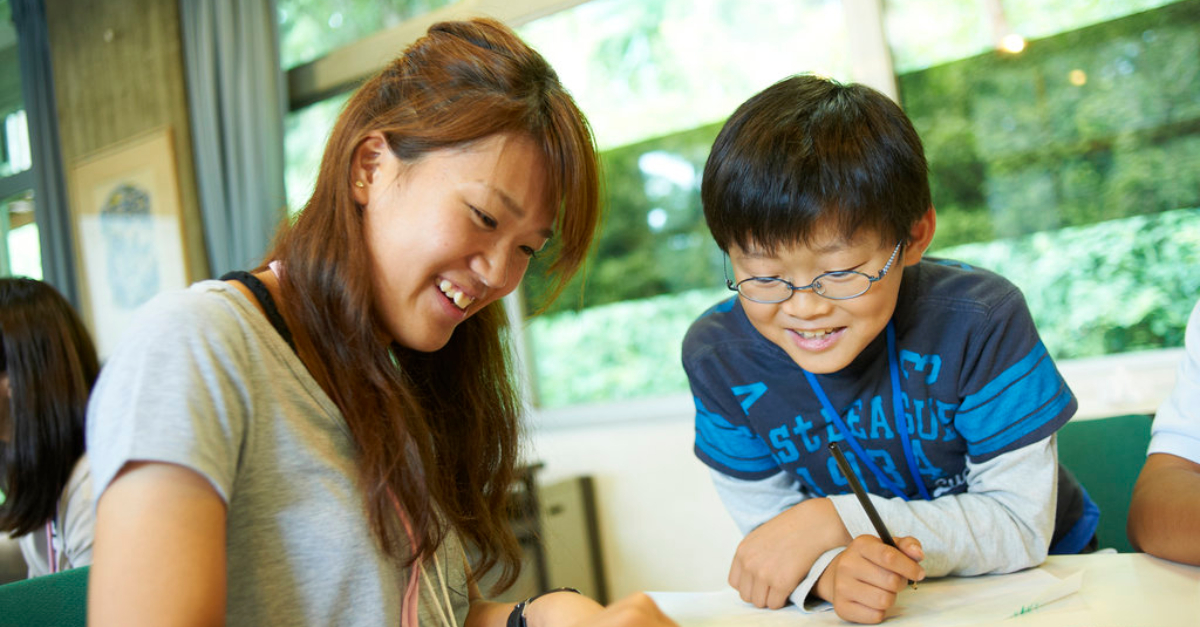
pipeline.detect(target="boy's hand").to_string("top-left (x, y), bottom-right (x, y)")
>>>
top-left (814, 535), bottom-right (925, 624)
top-left (729, 498), bottom-right (850, 609)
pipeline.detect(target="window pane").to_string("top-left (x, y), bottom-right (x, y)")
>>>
top-left (0, 110), bottom-right (31, 177)
top-left (2, 189), bottom-right (42, 280)
top-left (1, 0), bottom-right (29, 178)
top-left (518, 0), bottom-right (850, 408)
top-left (284, 92), bottom-right (352, 213)
top-left (277, 0), bottom-right (455, 70)
top-left (896, 0), bottom-right (1200, 360)
top-left (520, 0), bottom-right (848, 150)
top-left (883, 0), bottom-right (992, 73)
top-left (884, 0), bottom-right (1181, 73)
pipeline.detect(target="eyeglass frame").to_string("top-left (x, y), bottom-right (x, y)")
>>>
top-left (724, 240), bottom-right (905, 303)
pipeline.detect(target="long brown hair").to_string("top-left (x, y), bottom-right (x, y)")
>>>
top-left (263, 18), bottom-right (600, 590)
top-left (0, 277), bottom-right (100, 537)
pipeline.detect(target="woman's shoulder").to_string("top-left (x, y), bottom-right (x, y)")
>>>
top-left (134, 279), bottom-right (254, 327)
top-left (115, 280), bottom-right (266, 354)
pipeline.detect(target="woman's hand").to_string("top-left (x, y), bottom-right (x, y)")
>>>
top-left (523, 591), bottom-right (676, 627)
top-left (814, 535), bottom-right (925, 624)
top-left (729, 497), bottom-right (850, 609)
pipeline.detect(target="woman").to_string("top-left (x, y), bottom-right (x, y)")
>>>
top-left (0, 277), bottom-right (99, 577)
top-left (87, 18), bottom-right (674, 627)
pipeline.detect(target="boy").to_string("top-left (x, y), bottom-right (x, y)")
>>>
top-left (682, 75), bottom-right (1098, 624)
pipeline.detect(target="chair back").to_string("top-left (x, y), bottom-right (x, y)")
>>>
top-left (1056, 414), bottom-right (1154, 553)
top-left (0, 564), bottom-right (88, 627)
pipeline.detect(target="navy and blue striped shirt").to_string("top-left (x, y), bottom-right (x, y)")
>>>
top-left (684, 258), bottom-right (1077, 501)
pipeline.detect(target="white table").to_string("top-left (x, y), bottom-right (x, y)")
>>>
top-left (649, 553), bottom-right (1200, 626)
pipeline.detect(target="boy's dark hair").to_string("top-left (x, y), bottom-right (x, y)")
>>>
top-left (701, 74), bottom-right (931, 254)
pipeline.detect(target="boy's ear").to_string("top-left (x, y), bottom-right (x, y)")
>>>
top-left (903, 206), bottom-right (937, 266)
top-left (350, 132), bottom-right (388, 205)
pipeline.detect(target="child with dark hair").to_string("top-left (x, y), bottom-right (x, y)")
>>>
top-left (0, 277), bottom-right (100, 577)
top-left (683, 74), bottom-right (1097, 624)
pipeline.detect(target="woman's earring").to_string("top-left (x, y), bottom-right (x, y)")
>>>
top-left (354, 180), bottom-right (365, 188)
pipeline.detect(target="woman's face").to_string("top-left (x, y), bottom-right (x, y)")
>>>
top-left (354, 132), bottom-right (554, 352)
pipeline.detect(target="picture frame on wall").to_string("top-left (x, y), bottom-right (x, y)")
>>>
top-left (69, 127), bottom-right (190, 358)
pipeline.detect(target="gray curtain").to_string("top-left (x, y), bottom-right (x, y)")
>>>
top-left (180, 0), bottom-right (287, 278)
top-left (11, 0), bottom-right (78, 305)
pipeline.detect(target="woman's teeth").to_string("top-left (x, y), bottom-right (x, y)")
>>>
top-left (438, 280), bottom-right (474, 310)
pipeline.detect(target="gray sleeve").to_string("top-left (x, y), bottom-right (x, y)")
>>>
top-left (87, 285), bottom-right (254, 506)
top-left (830, 435), bottom-right (1057, 578)
top-left (709, 468), bottom-right (811, 535)
top-left (712, 439), bottom-right (1055, 610)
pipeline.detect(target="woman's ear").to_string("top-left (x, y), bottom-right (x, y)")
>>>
top-left (350, 132), bottom-right (388, 205)
top-left (903, 206), bottom-right (937, 266)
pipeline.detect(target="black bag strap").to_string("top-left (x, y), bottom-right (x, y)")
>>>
top-left (221, 271), bottom-right (297, 355)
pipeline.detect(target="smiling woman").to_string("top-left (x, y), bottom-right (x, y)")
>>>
top-left (85, 17), bottom-right (674, 627)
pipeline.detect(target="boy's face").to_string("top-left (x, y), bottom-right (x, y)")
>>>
top-left (729, 215), bottom-right (931, 374)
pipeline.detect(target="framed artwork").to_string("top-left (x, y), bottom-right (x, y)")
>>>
top-left (69, 127), bottom-right (190, 358)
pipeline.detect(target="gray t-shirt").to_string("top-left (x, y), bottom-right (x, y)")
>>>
top-left (88, 280), bottom-right (470, 626)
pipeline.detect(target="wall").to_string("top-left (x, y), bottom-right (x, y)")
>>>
top-left (528, 403), bottom-right (743, 598)
top-left (45, 0), bottom-right (207, 282)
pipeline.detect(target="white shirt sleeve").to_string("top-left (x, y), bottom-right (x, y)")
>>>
top-left (1148, 299), bottom-right (1200, 463)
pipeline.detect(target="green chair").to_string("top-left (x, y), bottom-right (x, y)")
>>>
top-left (0, 565), bottom-right (88, 627)
top-left (1056, 414), bottom-right (1154, 553)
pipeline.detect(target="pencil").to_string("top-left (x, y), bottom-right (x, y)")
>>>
top-left (829, 441), bottom-right (918, 590)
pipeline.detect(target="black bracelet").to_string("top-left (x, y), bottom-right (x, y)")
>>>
top-left (506, 587), bottom-right (582, 627)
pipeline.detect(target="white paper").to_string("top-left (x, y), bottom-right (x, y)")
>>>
top-left (649, 569), bottom-right (1083, 627)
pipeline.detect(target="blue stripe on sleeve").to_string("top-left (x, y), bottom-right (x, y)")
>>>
top-left (957, 341), bottom-right (1073, 457)
top-left (694, 396), bottom-right (778, 474)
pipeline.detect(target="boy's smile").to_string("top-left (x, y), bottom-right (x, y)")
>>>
top-left (729, 214), bottom-right (933, 374)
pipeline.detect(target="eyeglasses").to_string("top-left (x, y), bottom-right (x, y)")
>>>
top-left (726, 241), bottom-right (904, 303)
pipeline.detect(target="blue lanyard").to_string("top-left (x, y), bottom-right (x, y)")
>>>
top-left (801, 320), bottom-right (932, 501)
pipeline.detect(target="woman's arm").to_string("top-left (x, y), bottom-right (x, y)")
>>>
top-left (89, 461), bottom-right (228, 627)
top-left (1127, 452), bottom-right (1200, 565)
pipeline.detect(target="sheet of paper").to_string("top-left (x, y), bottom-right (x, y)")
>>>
top-left (649, 568), bottom-right (1083, 627)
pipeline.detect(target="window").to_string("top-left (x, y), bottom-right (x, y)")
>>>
top-left (0, 0), bottom-right (39, 279)
top-left (890, 0), bottom-right (1200, 359)
top-left (283, 92), bottom-right (351, 213)
top-left (278, 0), bottom-right (1199, 416)
top-left (522, 0), bottom-right (1200, 411)
top-left (517, 0), bottom-right (850, 408)
top-left (277, 0), bottom-right (454, 70)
